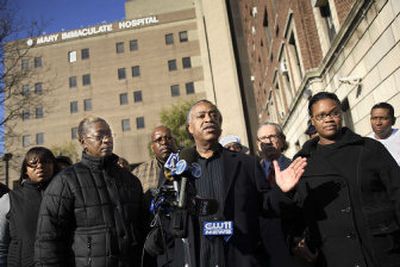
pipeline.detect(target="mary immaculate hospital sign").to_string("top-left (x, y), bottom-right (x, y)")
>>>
top-left (26, 16), bottom-right (159, 46)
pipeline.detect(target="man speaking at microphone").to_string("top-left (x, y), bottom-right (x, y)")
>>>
top-left (166, 99), bottom-right (305, 267)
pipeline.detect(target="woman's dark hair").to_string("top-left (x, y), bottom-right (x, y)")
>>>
top-left (308, 92), bottom-right (341, 116)
top-left (371, 102), bottom-right (396, 125)
top-left (19, 146), bottom-right (59, 183)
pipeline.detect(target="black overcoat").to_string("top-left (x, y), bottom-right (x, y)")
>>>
top-left (34, 153), bottom-right (147, 267)
top-left (291, 128), bottom-right (400, 267)
top-left (155, 147), bottom-right (288, 267)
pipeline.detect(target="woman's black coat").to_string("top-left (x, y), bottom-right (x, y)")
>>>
top-left (290, 128), bottom-right (400, 267)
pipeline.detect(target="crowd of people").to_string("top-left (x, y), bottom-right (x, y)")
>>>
top-left (0, 92), bottom-right (399, 267)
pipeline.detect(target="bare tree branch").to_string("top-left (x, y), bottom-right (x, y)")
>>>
top-left (0, 0), bottom-right (49, 154)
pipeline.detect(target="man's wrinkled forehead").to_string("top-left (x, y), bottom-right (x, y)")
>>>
top-left (87, 120), bottom-right (111, 132)
top-left (257, 124), bottom-right (277, 137)
top-left (192, 102), bottom-right (220, 116)
top-left (370, 107), bottom-right (390, 116)
top-left (151, 126), bottom-right (171, 138)
top-left (90, 126), bottom-right (112, 136)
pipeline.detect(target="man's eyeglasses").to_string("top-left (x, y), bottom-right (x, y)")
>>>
top-left (313, 109), bottom-right (341, 122)
top-left (257, 134), bottom-right (279, 143)
top-left (86, 133), bottom-right (113, 142)
top-left (152, 136), bottom-right (173, 144)
top-left (27, 158), bottom-right (53, 169)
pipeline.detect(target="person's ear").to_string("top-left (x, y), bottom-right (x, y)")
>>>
top-left (188, 123), bottom-right (194, 135)
top-left (79, 137), bottom-right (88, 151)
top-left (392, 117), bottom-right (396, 126)
top-left (150, 142), bottom-right (156, 153)
top-left (256, 140), bottom-right (262, 152)
top-left (311, 117), bottom-right (316, 126)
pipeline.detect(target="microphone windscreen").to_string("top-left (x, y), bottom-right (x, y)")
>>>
top-left (179, 147), bottom-right (197, 164)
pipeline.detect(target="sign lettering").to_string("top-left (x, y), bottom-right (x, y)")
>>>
top-left (29, 16), bottom-right (159, 46)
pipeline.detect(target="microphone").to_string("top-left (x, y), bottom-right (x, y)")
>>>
top-left (177, 147), bottom-right (199, 208)
top-left (179, 147), bottom-right (197, 163)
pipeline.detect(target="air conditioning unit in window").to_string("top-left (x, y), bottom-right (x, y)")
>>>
top-left (252, 7), bottom-right (258, 17)
top-left (280, 61), bottom-right (288, 74)
top-left (250, 75), bottom-right (255, 82)
top-left (251, 26), bottom-right (256, 35)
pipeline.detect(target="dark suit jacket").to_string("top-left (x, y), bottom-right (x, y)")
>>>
top-left (156, 147), bottom-right (289, 267)
top-left (219, 148), bottom-right (267, 266)
top-left (259, 156), bottom-right (298, 267)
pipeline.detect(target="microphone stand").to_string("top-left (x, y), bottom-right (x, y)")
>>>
top-left (182, 237), bottom-right (193, 267)
top-left (178, 176), bottom-right (193, 267)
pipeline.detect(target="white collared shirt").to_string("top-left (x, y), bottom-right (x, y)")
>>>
top-left (368, 128), bottom-right (400, 166)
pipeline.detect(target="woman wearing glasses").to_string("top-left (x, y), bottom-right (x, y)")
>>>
top-left (0, 147), bottom-right (59, 266)
top-left (287, 92), bottom-right (400, 267)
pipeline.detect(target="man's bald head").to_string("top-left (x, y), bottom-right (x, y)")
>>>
top-left (151, 126), bottom-right (171, 140)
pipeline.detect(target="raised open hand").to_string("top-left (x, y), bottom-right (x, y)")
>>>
top-left (273, 157), bottom-right (307, 192)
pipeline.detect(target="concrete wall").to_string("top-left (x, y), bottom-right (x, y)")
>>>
top-left (194, 0), bottom-right (249, 146)
top-left (284, 0), bottom-right (400, 157)
top-left (125, 0), bottom-right (194, 18)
